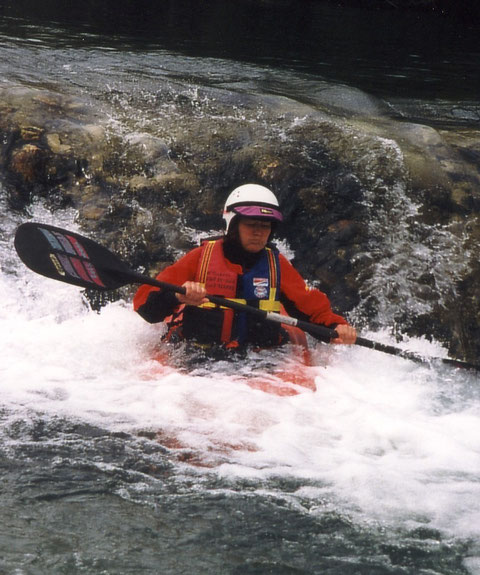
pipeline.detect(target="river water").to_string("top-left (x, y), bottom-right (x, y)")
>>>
top-left (1, 3), bottom-right (480, 574)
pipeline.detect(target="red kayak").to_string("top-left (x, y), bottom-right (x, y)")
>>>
top-left (150, 321), bottom-right (317, 397)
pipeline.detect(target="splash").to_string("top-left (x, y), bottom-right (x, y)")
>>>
top-left (351, 136), bottom-right (471, 331)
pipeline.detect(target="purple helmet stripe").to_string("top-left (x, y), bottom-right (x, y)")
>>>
top-left (233, 205), bottom-right (283, 222)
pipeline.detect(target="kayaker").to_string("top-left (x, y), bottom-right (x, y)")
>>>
top-left (134, 184), bottom-right (356, 348)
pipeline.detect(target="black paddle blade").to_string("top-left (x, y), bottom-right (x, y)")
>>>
top-left (14, 222), bottom-right (131, 291)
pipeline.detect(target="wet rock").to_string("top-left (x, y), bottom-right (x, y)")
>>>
top-left (273, 80), bottom-right (391, 118)
top-left (46, 133), bottom-right (72, 155)
top-left (0, 86), bottom-right (108, 212)
top-left (124, 133), bottom-right (175, 177)
top-left (10, 143), bottom-right (45, 183)
top-left (20, 126), bottom-right (44, 141)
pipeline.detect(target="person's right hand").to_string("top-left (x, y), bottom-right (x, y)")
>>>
top-left (176, 281), bottom-right (208, 306)
top-left (331, 324), bottom-right (357, 345)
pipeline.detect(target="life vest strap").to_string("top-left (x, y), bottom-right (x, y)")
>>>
top-left (199, 298), bottom-right (281, 313)
top-left (199, 298), bottom-right (247, 309)
top-left (258, 299), bottom-right (281, 312)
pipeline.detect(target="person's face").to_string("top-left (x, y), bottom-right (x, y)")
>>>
top-left (237, 218), bottom-right (272, 253)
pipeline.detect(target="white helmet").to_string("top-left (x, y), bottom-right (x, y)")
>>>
top-left (222, 184), bottom-right (283, 233)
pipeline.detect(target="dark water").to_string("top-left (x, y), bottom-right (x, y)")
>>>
top-left (1, 0), bottom-right (479, 99)
top-left (0, 411), bottom-right (473, 575)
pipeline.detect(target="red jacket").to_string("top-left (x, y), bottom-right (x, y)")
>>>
top-left (134, 243), bottom-right (347, 331)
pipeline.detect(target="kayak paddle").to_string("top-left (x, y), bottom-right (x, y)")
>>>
top-left (13, 222), bottom-right (336, 341)
top-left (14, 222), bottom-right (480, 371)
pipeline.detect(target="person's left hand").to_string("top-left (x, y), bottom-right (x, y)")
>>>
top-left (331, 324), bottom-right (357, 345)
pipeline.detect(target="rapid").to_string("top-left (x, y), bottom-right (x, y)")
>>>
top-left (1, 4), bottom-right (480, 574)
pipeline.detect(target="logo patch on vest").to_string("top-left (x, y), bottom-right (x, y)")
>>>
top-left (253, 277), bottom-right (269, 298)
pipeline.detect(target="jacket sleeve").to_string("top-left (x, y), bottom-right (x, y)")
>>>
top-left (278, 254), bottom-right (348, 333)
top-left (133, 247), bottom-right (203, 323)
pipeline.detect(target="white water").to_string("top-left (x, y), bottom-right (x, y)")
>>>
top-left (1, 203), bottom-right (479, 553)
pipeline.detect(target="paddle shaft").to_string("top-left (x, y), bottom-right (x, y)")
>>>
top-left (355, 336), bottom-right (480, 370)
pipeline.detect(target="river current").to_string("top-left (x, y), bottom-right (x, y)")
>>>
top-left (1, 4), bottom-right (480, 574)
